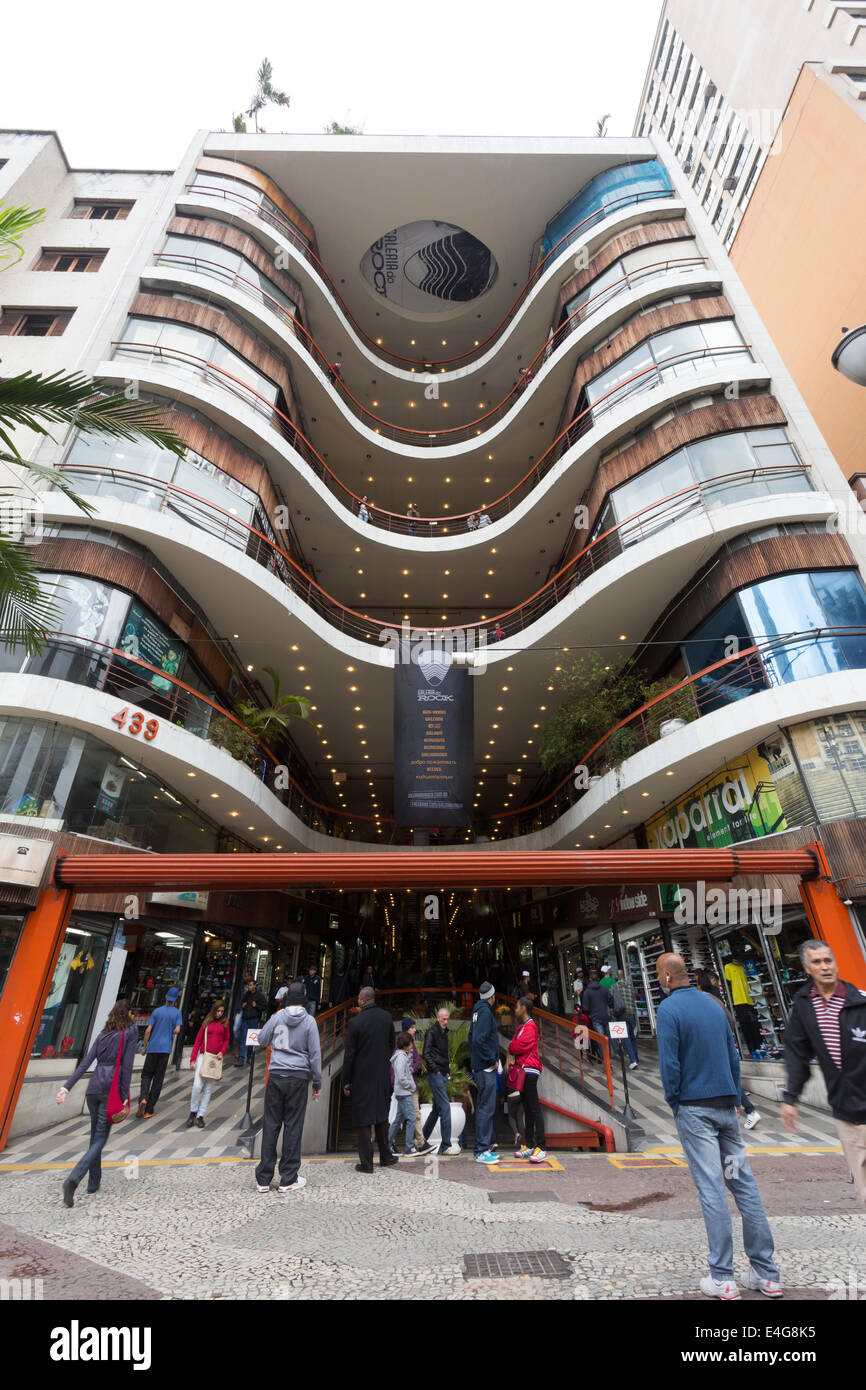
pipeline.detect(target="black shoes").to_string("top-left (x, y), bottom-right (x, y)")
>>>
top-left (185, 1112), bottom-right (196, 1128)
top-left (379, 1154), bottom-right (399, 1167)
top-left (355, 1163), bottom-right (374, 1174)
top-left (195, 1116), bottom-right (205, 1129)
top-left (62, 1179), bottom-right (76, 1208)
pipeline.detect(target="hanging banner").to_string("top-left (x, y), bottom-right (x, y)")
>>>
top-left (118, 601), bottom-right (185, 694)
top-left (394, 660), bottom-right (473, 827)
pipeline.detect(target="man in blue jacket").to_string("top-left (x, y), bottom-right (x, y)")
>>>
top-left (469, 981), bottom-right (499, 1164)
top-left (656, 952), bottom-right (781, 1301)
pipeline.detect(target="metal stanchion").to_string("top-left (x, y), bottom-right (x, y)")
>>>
top-left (237, 1032), bottom-right (262, 1159)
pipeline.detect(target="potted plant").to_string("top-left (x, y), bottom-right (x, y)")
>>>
top-left (402, 1019), bottom-right (472, 1145)
top-left (495, 1001), bottom-right (513, 1029)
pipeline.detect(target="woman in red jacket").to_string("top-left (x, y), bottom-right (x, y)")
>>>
top-left (187, 1002), bottom-right (230, 1129)
top-left (508, 996), bottom-right (547, 1163)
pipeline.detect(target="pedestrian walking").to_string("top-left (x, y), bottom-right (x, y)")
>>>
top-left (253, 982), bottom-right (321, 1194)
top-left (304, 963), bottom-right (321, 1017)
top-left (656, 952), bottom-right (782, 1300)
top-left (582, 969), bottom-right (612, 1061)
top-left (573, 967), bottom-right (585, 1012)
top-left (399, 1017), bottom-right (425, 1151)
top-left (187, 1001), bottom-right (230, 1129)
top-left (697, 970), bottom-right (760, 1129)
top-left (509, 996), bottom-right (547, 1162)
top-left (55, 999), bottom-right (138, 1207)
top-left (136, 986), bottom-right (183, 1118)
top-left (469, 981), bottom-right (500, 1164)
top-left (232, 971), bottom-right (253, 1058)
top-left (612, 969), bottom-right (639, 1069)
top-left (406, 503), bottom-right (419, 536)
top-left (342, 986), bottom-right (399, 1173)
top-left (781, 939), bottom-right (866, 1209)
top-left (358, 495), bottom-right (370, 524)
top-left (388, 1032), bottom-right (418, 1157)
top-left (359, 964), bottom-right (375, 993)
top-left (236, 977), bottom-right (267, 1065)
top-left (420, 1006), bottom-right (459, 1155)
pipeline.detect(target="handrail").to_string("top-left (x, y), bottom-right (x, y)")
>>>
top-left (185, 179), bottom-right (676, 370)
top-left (477, 625), bottom-right (866, 839)
top-left (109, 337), bottom-right (756, 535)
top-left (538, 1099), bottom-right (615, 1152)
top-left (150, 248), bottom-right (710, 444)
top-left (50, 460), bottom-right (810, 646)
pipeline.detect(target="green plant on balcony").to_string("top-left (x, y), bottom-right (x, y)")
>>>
top-left (414, 1019), bottom-right (472, 1102)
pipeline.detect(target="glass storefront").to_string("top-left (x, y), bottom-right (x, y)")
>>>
top-left (0, 910), bottom-right (26, 999)
top-left (583, 927), bottom-right (615, 976)
top-left (187, 928), bottom-right (243, 1042)
top-left (709, 918), bottom-right (812, 1057)
top-left (119, 921), bottom-right (196, 1036)
top-left (243, 935), bottom-right (274, 1005)
top-left (31, 917), bottom-right (111, 1058)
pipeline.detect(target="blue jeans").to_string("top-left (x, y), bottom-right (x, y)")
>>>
top-left (473, 1069), bottom-right (498, 1155)
top-left (237, 1019), bottom-right (255, 1063)
top-left (389, 1094), bottom-right (416, 1155)
top-left (68, 1094), bottom-right (110, 1192)
top-left (675, 1104), bottom-right (779, 1283)
top-left (423, 1071), bottom-right (452, 1148)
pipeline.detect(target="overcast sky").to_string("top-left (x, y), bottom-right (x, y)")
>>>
top-left (1, 0), bottom-right (662, 169)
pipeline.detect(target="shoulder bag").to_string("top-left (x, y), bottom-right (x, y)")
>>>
top-left (106, 1028), bottom-right (131, 1125)
top-left (200, 1024), bottom-right (223, 1081)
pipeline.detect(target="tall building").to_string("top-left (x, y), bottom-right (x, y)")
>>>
top-left (1, 123), bottom-right (866, 1142)
top-left (634, 0), bottom-right (866, 483)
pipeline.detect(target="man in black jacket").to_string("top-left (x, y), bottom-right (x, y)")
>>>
top-left (421, 1006), bottom-right (457, 1156)
top-left (781, 939), bottom-right (866, 1209)
top-left (342, 986), bottom-right (398, 1173)
top-left (582, 970), bottom-right (612, 1063)
top-left (236, 978), bottom-right (267, 1066)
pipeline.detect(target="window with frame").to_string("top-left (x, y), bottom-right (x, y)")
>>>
top-left (739, 154), bottom-right (761, 205)
top-left (36, 249), bottom-right (107, 273)
top-left (0, 308), bottom-right (73, 337)
top-left (712, 199), bottom-right (726, 233)
top-left (70, 200), bottom-right (133, 221)
top-left (694, 162), bottom-right (707, 193)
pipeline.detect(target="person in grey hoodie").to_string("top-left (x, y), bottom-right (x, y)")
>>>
top-left (388, 1032), bottom-right (417, 1157)
top-left (254, 981), bottom-right (322, 1194)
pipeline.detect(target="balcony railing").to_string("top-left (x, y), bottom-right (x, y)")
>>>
top-left (185, 180), bottom-right (675, 369)
top-left (110, 339), bottom-right (755, 538)
top-left (51, 461), bottom-right (810, 646)
top-left (149, 249), bottom-right (709, 446)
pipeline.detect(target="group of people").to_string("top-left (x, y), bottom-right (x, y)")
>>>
top-left (572, 963), bottom-right (640, 1069)
top-left (466, 510), bottom-right (492, 531)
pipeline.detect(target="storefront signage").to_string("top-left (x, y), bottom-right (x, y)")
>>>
top-left (394, 660), bottom-right (473, 827)
top-left (575, 884), bottom-right (658, 924)
top-left (149, 891), bottom-right (210, 911)
top-left (0, 832), bottom-right (53, 888)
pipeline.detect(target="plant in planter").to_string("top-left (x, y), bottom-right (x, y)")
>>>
top-left (208, 665), bottom-right (311, 768)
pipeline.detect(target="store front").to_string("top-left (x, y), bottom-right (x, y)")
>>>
top-left (621, 922), bottom-right (669, 1036)
top-left (119, 918), bottom-right (197, 1041)
top-left (243, 934), bottom-right (275, 1004)
top-left (186, 925), bottom-right (245, 1042)
top-left (708, 915), bottom-right (813, 1058)
top-left (31, 914), bottom-right (112, 1059)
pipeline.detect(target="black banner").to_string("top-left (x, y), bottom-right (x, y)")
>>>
top-left (394, 659), bottom-right (473, 827)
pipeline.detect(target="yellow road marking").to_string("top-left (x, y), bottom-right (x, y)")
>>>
top-left (642, 1144), bottom-right (843, 1157)
top-left (490, 1157), bottom-right (564, 1172)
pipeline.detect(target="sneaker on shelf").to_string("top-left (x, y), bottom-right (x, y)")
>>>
top-left (514, 1146), bottom-right (533, 1160)
top-left (743, 1110), bottom-right (761, 1130)
top-left (277, 1176), bottom-right (307, 1194)
top-left (475, 1150), bottom-right (499, 1165)
top-left (699, 1275), bottom-right (741, 1301)
top-left (742, 1267), bottom-right (782, 1298)
top-left (529, 1147), bottom-right (548, 1164)
top-left (256, 1184), bottom-right (271, 1194)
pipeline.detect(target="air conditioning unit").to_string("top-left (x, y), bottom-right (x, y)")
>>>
top-left (723, 176), bottom-right (738, 191)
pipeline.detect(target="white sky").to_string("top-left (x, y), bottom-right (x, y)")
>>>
top-left (1, 0), bottom-right (662, 169)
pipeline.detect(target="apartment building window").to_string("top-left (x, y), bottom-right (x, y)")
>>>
top-left (723, 214), bottom-right (740, 250)
top-left (729, 134), bottom-right (753, 184)
top-left (712, 199), bottom-right (727, 234)
top-left (678, 55), bottom-right (693, 104)
top-left (661, 104), bottom-right (669, 129)
top-left (35, 249), bottom-right (107, 273)
top-left (702, 180), bottom-right (717, 211)
top-left (694, 162), bottom-right (707, 193)
top-left (654, 18), bottom-right (670, 71)
top-left (679, 135), bottom-right (694, 169)
top-left (662, 35), bottom-right (677, 85)
top-left (638, 114), bottom-right (649, 137)
top-left (697, 83), bottom-right (717, 141)
top-left (739, 154), bottom-right (761, 205)
top-left (70, 200), bottom-right (134, 221)
top-left (715, 117), bottom-right (735, 171)
top-left (670, 47), bottom-right (683, 94)
top-left (0, 307), bottom-right (73, 337)
top-left (668, 109), bottom-right (678, 141)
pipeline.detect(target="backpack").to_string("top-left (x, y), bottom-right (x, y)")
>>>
top-left (611, 980), bottom-right (626, 1018)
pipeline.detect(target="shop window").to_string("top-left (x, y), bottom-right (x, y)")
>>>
top-left (120, 923), bottom-right (195, 1037)
top-left (0, 911), bottom-right (26, 1000)
top-left (31, 920), bottom-right (110, 1060)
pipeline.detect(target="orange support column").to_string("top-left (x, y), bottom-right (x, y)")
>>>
top-left (798, 841), bottom-right (866, 990)
top-left (0, 883), bottom-right (75, 1152)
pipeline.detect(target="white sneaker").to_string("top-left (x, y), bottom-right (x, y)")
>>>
top-left (628, 1061), bottom-right (639, 1070)
top-left (700, 1275), bottom-right (741, 1300)
top-left (256, 1184), bottom-right (271, 1194)
top-left (742, 1267), bottom-right (782, 1298)
top-left (444, 1143), bottom-right (461, 1156)
top-left (277, 1175), bottom-right (307, 1194)
top-left (743, 1110), bottom-right (761, 1130)
top-left (700, 1273), bottom-right (739, 1295)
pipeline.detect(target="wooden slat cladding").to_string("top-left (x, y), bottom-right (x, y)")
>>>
top-left (559, 294), bottom-right (734, 428)
top-left (157, 409), bottom-right (281, 519)
top-left (554, 218), bottom-right (693, 318)
top-left (645, 531), bottom-right (856, 672)
top-left (167, 215), bottom-right (307, 324)
top-left (130, 290), bottom-right (300, 427)
top-left (573, 395), bottom-right (788, 548)
top-left (30, 538), bottom-right (232, 695)
top-left (197, 156), bottom-right (317, 251)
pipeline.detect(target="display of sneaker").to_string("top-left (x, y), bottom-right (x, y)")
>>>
top-left (277, 1176), bottom-right (307, 1194)
top-left (529, 1147), bottom-right (548, 1163)
top-left (699, 1275), bottom-right (741, 1300)
top-left (514, 1146), bottom-right (533, 1159)
top-left (475, 1150), bottom-right (499, 1164)
top-left (742, 1267), bottom-right (783, 1298)
top-left (743, 1110), bottom-right (761, 1130)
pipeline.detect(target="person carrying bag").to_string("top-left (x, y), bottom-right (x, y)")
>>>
top-left (187, 1002), bottom-right (230, 1129)
top-left (55, 999), bottom-right (138, 1207)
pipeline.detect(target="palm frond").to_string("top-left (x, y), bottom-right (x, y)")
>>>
top-left (0, 458), bottom-right (97, 515)
top-left (0, 534), bottom-right (60, 654)
top-left (0, 372), bottom-right (185, 460)
top-left (0, 204), bottom-right (45, 272)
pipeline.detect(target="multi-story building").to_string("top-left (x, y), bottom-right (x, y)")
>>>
top-left (634, 0), bottom-right (866, 486)
top-left (1, 123), bottom-right (866, 1142)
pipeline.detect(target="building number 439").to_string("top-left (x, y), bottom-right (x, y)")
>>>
top-left (111, 707), bottom-right (159, 740)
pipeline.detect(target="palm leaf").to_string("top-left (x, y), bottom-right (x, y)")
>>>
top-left (0, 533), bottom-right (60, 654)
top-left (0, 204), bottom-right (45, 272)
top-left (0, 372), bottom-right (184, 460)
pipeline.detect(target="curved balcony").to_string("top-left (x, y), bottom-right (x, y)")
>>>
top-left (185, 178), bottom-right (677, 374)
top-left (147, 249), bottom-right (711, 446)
top-left (475, 634), bottom-right (866, 843)
top-left (108, 340), bottom-right (756, 538)
top-left (50, 461), bottom-right (814, 648)
top-left (4, 635), bottom-right (384, 844)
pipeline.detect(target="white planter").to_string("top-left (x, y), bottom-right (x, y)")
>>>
top-left (388, 1097), bottom-right (465, 1144)
top-left (659, 718), bottom-right (687, 738)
